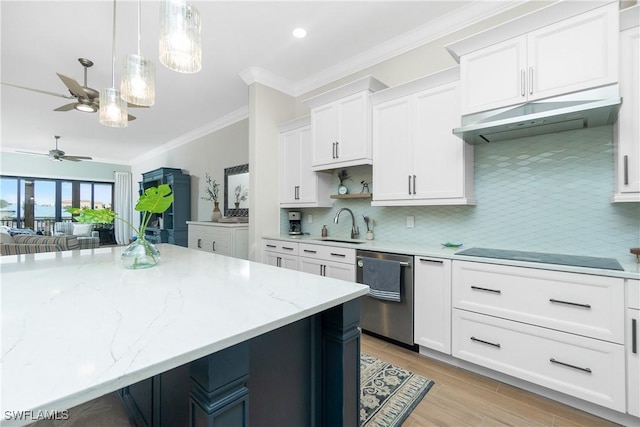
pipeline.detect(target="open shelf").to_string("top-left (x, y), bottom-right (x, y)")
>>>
top-left (330, 193), bottom-right (372, 199)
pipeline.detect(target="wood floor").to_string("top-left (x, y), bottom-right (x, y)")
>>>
top-left (360, 334), bottom-right (620, 427)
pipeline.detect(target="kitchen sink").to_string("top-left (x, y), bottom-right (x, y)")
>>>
top-left (313, 238), bottom-right (367, 244)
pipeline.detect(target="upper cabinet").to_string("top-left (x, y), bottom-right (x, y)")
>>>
top-left (371, 67), bottom-right (475, 206)
top-left (449, 2), bottom-right (619, 115)
top-left (613, 6), bottom-right (640, 202)
top-left (304, 76), bottom-right (387, 171)
top-left (278, 117), bottom-right (333, 208)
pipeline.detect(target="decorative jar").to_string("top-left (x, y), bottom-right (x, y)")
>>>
top-left (211, 201), bottom-right (222, 221)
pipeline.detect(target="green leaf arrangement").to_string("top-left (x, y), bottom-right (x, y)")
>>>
top-left (66, 184), bottom-right (174, 239)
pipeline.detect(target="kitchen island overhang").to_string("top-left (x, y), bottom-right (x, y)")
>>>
top-left (0, 245), bottom-right (369, 427)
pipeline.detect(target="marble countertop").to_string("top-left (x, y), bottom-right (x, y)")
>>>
top-left (0, 245), bottom-right (368, 425)
top-left (264, 234), bottom-right (640, 280)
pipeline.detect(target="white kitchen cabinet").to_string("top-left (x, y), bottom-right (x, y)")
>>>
top-left (371, 68), bottom-right (475, 206)
top-left (613, 7), bottom-right (640, 202)
top-left (298, 243), bottom-right (355, 282)
top-left (627, 279), bottom-right (640, 417)
top-left (187, 222), bottom-right (248, 259)
top-left (279, 117), bottom-right (333, 208)
top-left (414, 257), bottom-right (451, 354)
top-left (459, 3), bottom-right (618, 115)
top-left (305, 76), bottom-right (387, 171)
top-left (262, 239), bottom-right (299, 270)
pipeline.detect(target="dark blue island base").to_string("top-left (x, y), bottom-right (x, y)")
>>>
top-left (120, 299), bottom-right (362, 427)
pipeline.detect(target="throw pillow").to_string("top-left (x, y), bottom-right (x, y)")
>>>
top-left (0, 229), bottom-right (14, 244)
top-left (72, 223), bottom-right (93, 237)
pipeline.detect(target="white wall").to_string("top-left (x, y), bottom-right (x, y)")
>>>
top-left (0, 152), bottom-right (130, 181)
top-left (131, 118), bottom-right (249, 225)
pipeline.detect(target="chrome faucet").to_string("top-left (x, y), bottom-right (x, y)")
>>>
top-left (333, 208), bottom-right (359, 239)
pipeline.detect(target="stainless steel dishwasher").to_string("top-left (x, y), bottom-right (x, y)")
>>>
top-left (356, 249), bottom-right (415, 348)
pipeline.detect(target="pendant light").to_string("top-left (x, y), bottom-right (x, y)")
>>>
top-left (100, 0), bottom-right (128, 128)
top-left (159, 0), bottom-right (202, 73)
top-left (120, 0), bottom-right (155, 106)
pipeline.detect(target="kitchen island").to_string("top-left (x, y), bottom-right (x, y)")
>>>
top-left (0, 245), bottom-right (369, 427)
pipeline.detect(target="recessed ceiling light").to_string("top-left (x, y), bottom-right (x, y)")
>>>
top-left (292, 28), bottom-right (307, 38)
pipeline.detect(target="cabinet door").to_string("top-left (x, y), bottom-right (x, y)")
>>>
top-left (323, 259), bottom-right (356, 282)
top-left (414, 257), bottom-right (451, 354)
top-left (264, 251), bottom-right (281, 267)
top-left (372, 97), bottom-right (413, 202)
top-left (616, 26), bottom-right (640, 196)
top-left (296, 127), bottom-right (318, 203)
top-left (280, 129), bottom-right (302, 204)
top-left (335, 92), bottom-right (369, 163)
top-left (628, 308), bottom-right (640, 417)
top-left (311, 103), bottom-right (338, 167)
top-left (299, 257), bottom-right (324, 276)
top-left (279, 254), bottom-right (299, 270)
top-left (413, 82), bottom-right (464, 200)
top-left (460, 36), bottom-right (526, 114)
top-left (527, 3), bottom-right (618, 101)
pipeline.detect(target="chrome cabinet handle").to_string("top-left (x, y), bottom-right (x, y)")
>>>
top-left (320, 265), bottom-right (326, 276)
top-left (419, 258), bottom-right (443, 264)
top-left (276, 256), bottom-right (281, 267)
top-left (408, 175), bottom-right (412, 195)
top-left (266, 244), bottom-right (276, 248)
top-left (549, 299), bottom-right (591, 309)
top-left (470, 336), bottom-right (501, 348)
top-left (330, 252), bottom-right (346, 258)
top-left (212, 241), bottom-right (216, 251)
top-left (521, 69), bottom-right (525, 96)
top-left (332, 142), bottom-right (336, 159)
top-left (550, 358), bottom-right (591, 373)
top-left (633, 318), bottom-right (637, 354)
top-left (335, 142), bottom-right (339, 158)
top-left (528, 67), bottom-right (533, 95)
top-left (624, 155), bottom-right (629, 186)
top-left (303, 249), bottom-right (317, 254)
top-left (471, 285), bottom-right (501, 294)
top-left (413, 175), bottom-right (416, 195)
top-left (197, 238), bottom-right (202, 249)
top-left (282, 246), bottom-right (294, 251)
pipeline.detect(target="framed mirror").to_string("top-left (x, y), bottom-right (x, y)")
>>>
top-left (224, 163), bottom-right (249, 218)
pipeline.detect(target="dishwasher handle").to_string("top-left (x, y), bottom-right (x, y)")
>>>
top-left (356, 255), bottom-right (411, 268)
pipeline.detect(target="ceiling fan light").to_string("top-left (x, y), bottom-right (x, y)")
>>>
top-left (99, 87), bottom-right (128, 128)
top-left (159, 0), bottom-right (202, 73)
top-left (75, 100), bottom-right (98, 113)
top-left (121, 54), bottom-right (156, 106)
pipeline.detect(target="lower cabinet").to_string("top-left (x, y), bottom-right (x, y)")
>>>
top-left (628, 279), bottom-right (640, 417)
top-left (414, 257), bottom-right (451, 354)
top-left (262, 239), bottom-right (299, 270)
top-left (298, 243), bottom-right (356, 282)
top-left (187, 222), bottom-right (248, 259)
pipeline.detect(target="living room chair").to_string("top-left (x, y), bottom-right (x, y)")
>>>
top-left (54, 221), bottom-right (100, 250)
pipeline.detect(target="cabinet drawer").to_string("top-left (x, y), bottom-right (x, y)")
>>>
top-left (452, 261), bottom-right (624, 343)
top-left (629, 279), bottom-right (640, 310)
top-left (299, 243), bottom-right (355, 264)
top-left (262, 239), bottom-right (299, 256)
top-left (452, 309), bottom-right (625, 412)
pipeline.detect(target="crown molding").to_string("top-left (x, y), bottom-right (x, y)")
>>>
top-left (129, 105), bottom-right (250, 166)
top-left (239, 67), bottom-right (297, 96)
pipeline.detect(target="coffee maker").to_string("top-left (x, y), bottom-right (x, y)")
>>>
top-left (288, 211), bottom-right (302, 235)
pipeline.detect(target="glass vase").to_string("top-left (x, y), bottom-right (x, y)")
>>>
top-left (121, 236), bottom-right (160, 269)
top-left (211, 201), bottom-right (222, 221)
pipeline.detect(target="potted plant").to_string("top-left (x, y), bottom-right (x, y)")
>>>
top-left (234, 184), bottom-right (248, 209)
top-left (201, 173), bottom-right (221, 221)
top-left (66, 184), bottom-right (174, 269)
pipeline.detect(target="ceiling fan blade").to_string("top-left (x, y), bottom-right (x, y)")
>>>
top-left (54, 103), bottom-right (77, 112)
top-left (1, 82), bottom-right (74, 99)
top-left (56, 73), bottom-right (89, 99)
top-left (61, 155), bottom-right (92, 161)
top-left (15, 150), bottom-right (49, 156)
top-left (127, 103), bottom-right (149, 109)
top-left (127, 114), bottom-right (137, 121)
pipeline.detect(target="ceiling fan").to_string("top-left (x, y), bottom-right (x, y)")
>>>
top-left (17, 136), bottom-right (93, 162)
top-left (1, 57), bottom-right (139, 121)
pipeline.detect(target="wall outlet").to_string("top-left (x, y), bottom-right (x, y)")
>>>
top-left (307, 214), bottom-right (313, 223)
top-left (406, 216), bottom-right (414, 228)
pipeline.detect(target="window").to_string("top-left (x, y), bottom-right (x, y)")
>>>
top-left (0, 176), bottom-right (114, 232)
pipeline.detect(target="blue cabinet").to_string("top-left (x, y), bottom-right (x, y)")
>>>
top-left (139, 167), bottom-right (190, 247)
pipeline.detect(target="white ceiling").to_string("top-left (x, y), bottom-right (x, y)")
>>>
top-left (0, 1), bottom-right (517, 165)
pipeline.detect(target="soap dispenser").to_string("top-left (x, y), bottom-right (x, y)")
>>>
top-left (321, 225), bottom-right (328, 238)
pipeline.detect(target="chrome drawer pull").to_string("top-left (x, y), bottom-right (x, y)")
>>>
top-left (549, 358), bottom-right (592, 373)
top-left (330, 252), bottom-right (346, 257)
top-left (282, 246), bottom-right (294, 251)
top-left (470, 336), bottom-right (501, 348)
top-left (266, 244), bottom-right (276, 248)
top-left (471, 286), bottom-right (501, 294)
top-left (303, 249), bottom-right (317, 254)
top-left (197, 238), bottom-right (202, 249)
top-left (419, 258), bottom-right (443, 264)
top-left (549, 299), bottom-right (591, 309)
top-left (633, 318), bottom-right (637, 354)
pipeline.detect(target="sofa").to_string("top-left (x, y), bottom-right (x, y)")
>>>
top-left (0, 224), bottom-right (99, 255)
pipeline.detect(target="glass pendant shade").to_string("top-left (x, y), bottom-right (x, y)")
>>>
top-left (159, 0), bottom-right (202, 73)
top-left (100, 87), bottom-right (128, 128)
top-left (121, 54), bottom-right (156, 106)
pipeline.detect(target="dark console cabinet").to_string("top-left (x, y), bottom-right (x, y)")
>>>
top-left (140, 167), bottom-right (190, 247)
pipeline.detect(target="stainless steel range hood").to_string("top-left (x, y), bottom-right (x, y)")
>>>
top-left (453, 85), bottom-right (622, 144)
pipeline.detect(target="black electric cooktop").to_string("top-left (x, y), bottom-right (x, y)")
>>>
top-left (455, 247), bottom-right (624, 271)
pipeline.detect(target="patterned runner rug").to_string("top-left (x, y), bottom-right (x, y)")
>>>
top-left (360, 353), bottom-right (434, 427)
